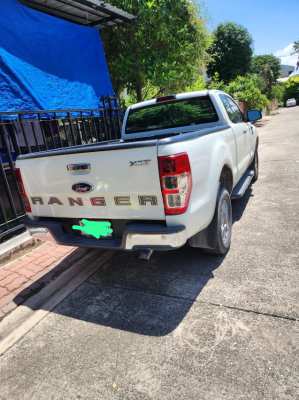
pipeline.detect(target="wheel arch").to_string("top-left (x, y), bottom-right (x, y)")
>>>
top-left (219, 164), bottom-right (233, 194)
top-left (255, 136), bottom-right (259, 151)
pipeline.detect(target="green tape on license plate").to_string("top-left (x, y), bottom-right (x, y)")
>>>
top-left (72, 219), bottom-right (113, 239)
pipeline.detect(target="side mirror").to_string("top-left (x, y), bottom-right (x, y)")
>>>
top-left (247, 109), bottom-right (262, 122)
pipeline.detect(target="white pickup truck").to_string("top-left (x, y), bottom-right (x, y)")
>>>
top-left (16, 90), bottom-right (261, 255)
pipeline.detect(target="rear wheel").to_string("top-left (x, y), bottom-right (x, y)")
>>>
top-left (204, 186), bottom-right (232, 256)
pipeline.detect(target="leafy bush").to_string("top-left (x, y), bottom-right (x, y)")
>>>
top-left (207, 73), bottom-right (227, 91)
top-left (271, 83), bottom-right (285, 105)
top-left (226, 75), bottom-right (269, 110)
top-left (184, 75), bottom-right (206, 92)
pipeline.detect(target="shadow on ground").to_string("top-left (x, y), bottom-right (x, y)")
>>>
top-left (11, 248), bottom-right (88, 307)
top-left (15, 191), bottom-right (253, 336)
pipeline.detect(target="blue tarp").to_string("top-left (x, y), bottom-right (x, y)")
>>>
top-left (0, 0), bottom-right (114, 112)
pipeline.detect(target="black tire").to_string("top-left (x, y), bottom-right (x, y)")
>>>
top-left (204, 186), bottom-right (232, 256)
top-left (251, 149), bottom-right (259, 183)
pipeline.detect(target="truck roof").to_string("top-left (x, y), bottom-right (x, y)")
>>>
top-left (129, 90), bottom-right (223, 110)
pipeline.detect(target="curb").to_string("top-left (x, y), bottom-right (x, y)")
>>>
top-left (0, 249), bottom-right (114, 356)
top-left (0, 231), bottom-right (36, 265)
top-left (0, 246), bottom-right (87, 322)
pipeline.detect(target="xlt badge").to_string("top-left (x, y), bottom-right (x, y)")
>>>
top-left (129, 160), bottom-right (151, 167)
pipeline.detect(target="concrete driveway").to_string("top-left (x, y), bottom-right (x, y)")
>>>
top-left (1, 107), bottom-right (298, 400)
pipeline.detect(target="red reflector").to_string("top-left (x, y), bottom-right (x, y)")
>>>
top-left (15, 168), bottom-right (31, 213)
top-left (158, 153), bottom-right (192, 215)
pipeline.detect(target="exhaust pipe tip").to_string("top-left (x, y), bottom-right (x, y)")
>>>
top-left (138, 249), bottom-right (153, 261)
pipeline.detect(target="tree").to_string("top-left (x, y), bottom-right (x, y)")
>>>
top-left (251, 54), bottom-right (281, 98)
top-left (207, 22), bottom-right (253, 83)
top-left (283, 78), bottom-right (299, 104)
top-left (292, 41), bottom-right (299, 71)
top-left (292, 40), bottom-right (299, 55)
top-left (101, 0), bottom-right (209, 102)
top-left (226, 75), bottom-right (269, 110)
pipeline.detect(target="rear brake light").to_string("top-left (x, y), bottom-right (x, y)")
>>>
top-left (15, 168), bottom-right (31, 212)
top-left (156, 95), bottom-right (176, 103)
top-left (158, 153), bottom-right (192, 215)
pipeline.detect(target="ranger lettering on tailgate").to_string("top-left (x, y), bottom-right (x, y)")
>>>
top-left (30, 196), bottom-right (158, 207)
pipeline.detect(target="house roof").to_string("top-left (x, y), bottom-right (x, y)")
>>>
top-left (20, 0), bottom-right (136, 28)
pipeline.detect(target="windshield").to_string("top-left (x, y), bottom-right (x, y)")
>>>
top-left (125, 96), bottom-right (219, 134)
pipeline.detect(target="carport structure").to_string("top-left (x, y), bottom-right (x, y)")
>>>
top-left (20, 0), bottom-right (135, 28)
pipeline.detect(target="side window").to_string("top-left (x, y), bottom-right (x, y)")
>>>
top-left (220, 95), bottom-right (244, 124)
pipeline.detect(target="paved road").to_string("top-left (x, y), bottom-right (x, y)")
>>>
top-left (1, 107), bottom-right (299, 400)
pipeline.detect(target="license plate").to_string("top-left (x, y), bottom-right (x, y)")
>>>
top-left (72, 219), bottom-right (113, 239)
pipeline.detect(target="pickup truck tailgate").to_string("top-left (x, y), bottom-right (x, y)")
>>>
top-left (16, 144), bottom-right (165, 220)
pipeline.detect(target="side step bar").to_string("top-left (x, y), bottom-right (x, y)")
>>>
top-left (231, 170), bottom-right (254, 199)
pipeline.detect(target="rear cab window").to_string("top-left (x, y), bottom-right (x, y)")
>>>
top-left (125, 96), bottom-right (219, 134)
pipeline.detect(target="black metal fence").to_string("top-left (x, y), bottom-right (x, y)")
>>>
top-left (0, 96), bottom-right (122, 241)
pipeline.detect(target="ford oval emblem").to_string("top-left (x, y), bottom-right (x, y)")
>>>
top-left (72, 182), bottom-right (93, 193)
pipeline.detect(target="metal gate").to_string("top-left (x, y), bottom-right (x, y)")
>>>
top-left (0, 96), bottom-right (122, 241)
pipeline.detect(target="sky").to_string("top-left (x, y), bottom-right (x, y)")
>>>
top-left (200, 0), bottom-right (299, 66)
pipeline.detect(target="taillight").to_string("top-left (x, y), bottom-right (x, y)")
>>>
top-left (15, 168), bottom-right (31, 213)
top-left (158, 153), bottom-right (192, 215)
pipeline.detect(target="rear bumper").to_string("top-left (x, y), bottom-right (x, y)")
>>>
top-left (25, 217), bottom-right (187, 251)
